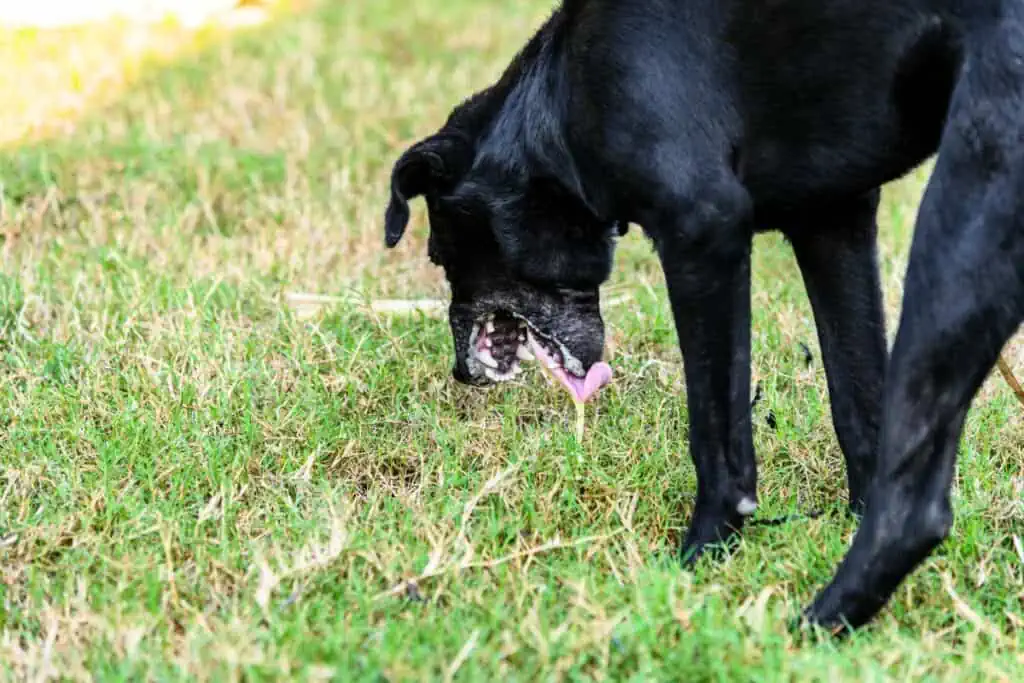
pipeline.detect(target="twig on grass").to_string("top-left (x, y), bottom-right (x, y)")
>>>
top-left (368, 299), bottom-right (447, 315)
top-left (996, 354), bottom-right (1024, 409)
top-left (284, 292), bottom-right (446, 319)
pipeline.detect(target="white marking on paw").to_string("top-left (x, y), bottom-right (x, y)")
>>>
top-left (737, 497), bottom-right (758, 516)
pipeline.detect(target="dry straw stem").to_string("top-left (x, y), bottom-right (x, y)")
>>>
top-left (575, 399), bottom-right (586, 442)
top-left (374, 530), bottom-right (625, 602)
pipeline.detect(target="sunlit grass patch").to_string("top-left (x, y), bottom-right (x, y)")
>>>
top-left (0, 1), bottom-right (296, 146)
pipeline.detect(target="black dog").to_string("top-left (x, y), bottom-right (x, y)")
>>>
top-left (383, 0), bottom-right (1024, 631)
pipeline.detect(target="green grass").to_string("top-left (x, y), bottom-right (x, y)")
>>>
top-left (2, 1), bottom-right (1023, 680)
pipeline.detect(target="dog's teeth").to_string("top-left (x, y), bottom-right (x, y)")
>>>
top-left (485, 367), bottom-right (516, 383)
top-left (476, 349), bottom-right (499, 368)
top-left (517, 345), bottom-right (535, 361)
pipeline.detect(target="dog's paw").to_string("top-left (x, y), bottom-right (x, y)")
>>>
top-left (791, 608), bottom-right (849, 640)
top-left (786, 611), bottom-right (850, 645)
top-left (678, 508), bottom-right (745, 567)
top-left (797, 586), bottom-right (865, 640)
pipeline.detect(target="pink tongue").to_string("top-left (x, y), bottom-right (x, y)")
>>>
top-left (565, 362), bottom-right (613, 403)
top-left (527, 334), bottom-right (612, 403)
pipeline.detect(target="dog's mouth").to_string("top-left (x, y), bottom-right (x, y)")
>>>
top-left (466, 310), bottom-right (612, 403)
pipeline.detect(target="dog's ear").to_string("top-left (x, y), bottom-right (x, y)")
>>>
top-left (384, 132), bottom-right (473, 248)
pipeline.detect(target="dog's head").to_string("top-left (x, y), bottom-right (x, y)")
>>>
top-left (383, 123), bottom-right (622, 395)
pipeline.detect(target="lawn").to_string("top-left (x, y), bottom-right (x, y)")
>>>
top-left (1, 1), bottom-right (1023, 680)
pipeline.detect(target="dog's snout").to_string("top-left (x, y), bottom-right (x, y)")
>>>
top-left (452, 362), bottom-right (492, 387)
top-left (452, 363), bottom-right (473, 385)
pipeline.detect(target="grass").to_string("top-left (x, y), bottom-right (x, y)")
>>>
top-left (1, 0), bottom-right (1023, 680)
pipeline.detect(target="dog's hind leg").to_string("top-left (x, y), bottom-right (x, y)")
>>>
top-left (785, 191), bottom-right (887, 512)
top-left (804, 22), bottom-right (1024, 631)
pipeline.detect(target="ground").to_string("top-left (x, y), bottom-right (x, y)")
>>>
top-left (1, 1), bottom-right (1023, 680)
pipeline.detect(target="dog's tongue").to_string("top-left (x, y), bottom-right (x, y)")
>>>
top-left (569, 362), bottom-right (613, 402)
top-left (527, 334), bottom-right (612, 403)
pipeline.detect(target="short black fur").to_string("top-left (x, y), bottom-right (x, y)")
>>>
top-left (382, 0), bottom-right (1024, 633)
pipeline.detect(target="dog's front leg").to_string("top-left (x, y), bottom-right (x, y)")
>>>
top-left (804, 25), bottom-right (1024, 630)
top-left (649, 181), bottom-right (757, 564)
